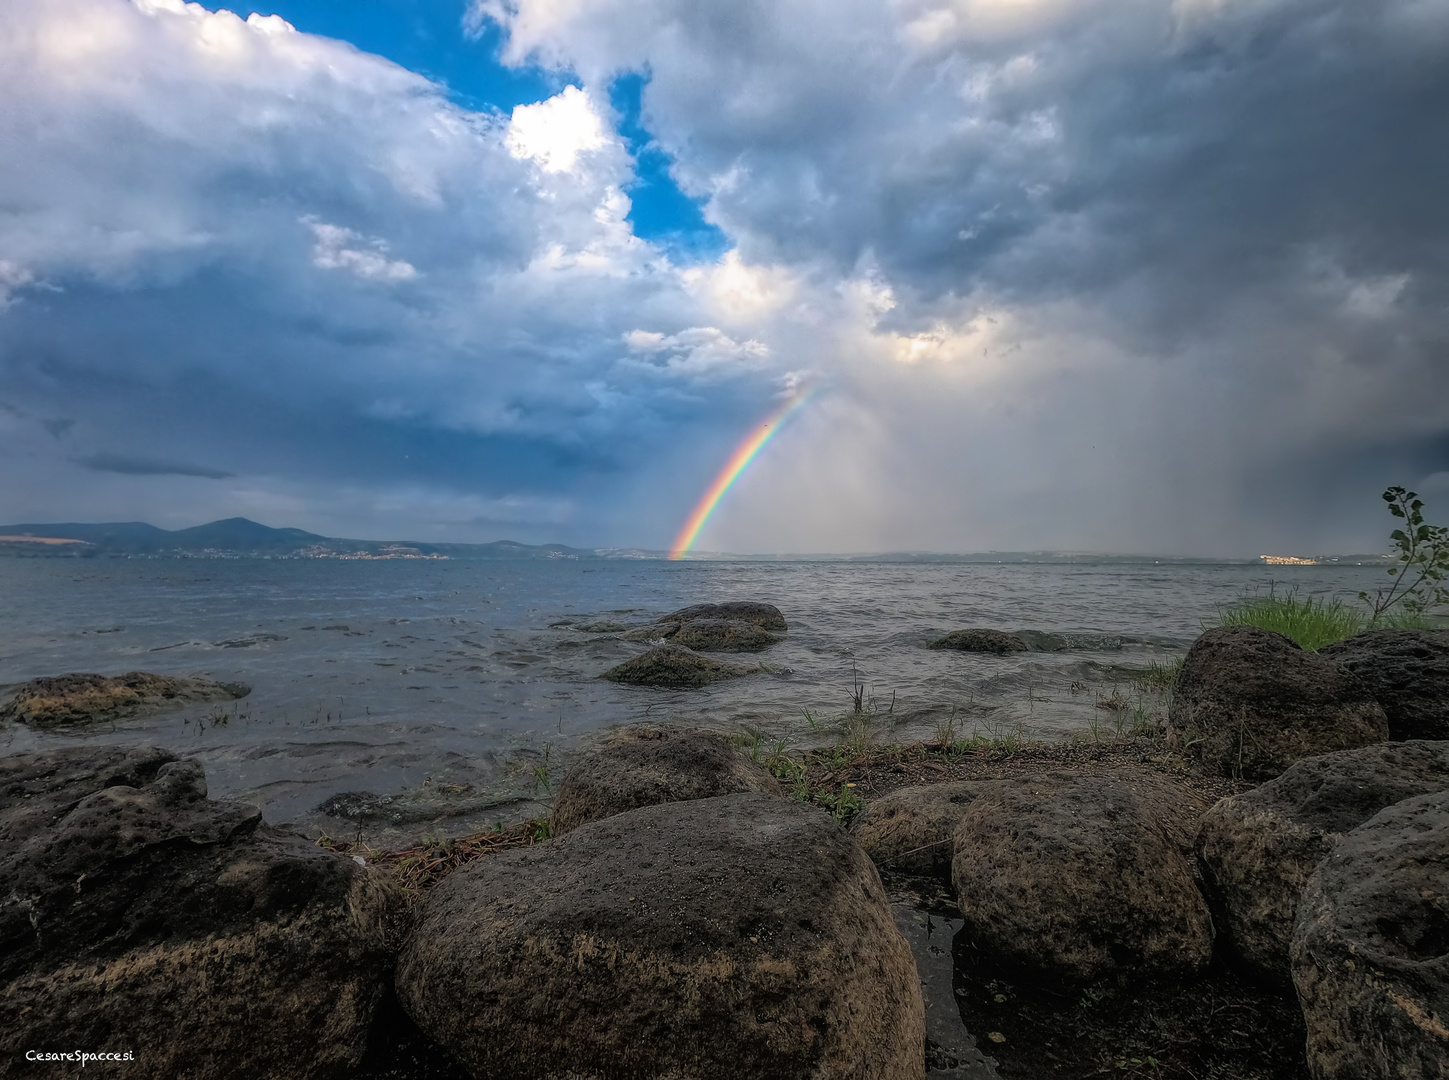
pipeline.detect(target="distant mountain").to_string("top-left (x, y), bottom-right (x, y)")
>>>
top-left (0, 518), bottom-right (593, 560)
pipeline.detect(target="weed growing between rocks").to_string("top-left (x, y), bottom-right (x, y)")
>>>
top-left (318, 818), bottom-right (548, 901)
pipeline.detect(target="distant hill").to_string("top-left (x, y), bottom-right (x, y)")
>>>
top-left (0, 518), bottom-right (593, 560)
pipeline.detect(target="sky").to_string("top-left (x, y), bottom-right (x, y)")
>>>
top-left (1, 0), bottom-right (1447, 555)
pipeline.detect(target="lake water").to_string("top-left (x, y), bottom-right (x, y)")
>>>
top-left (0, 556), bottom-right (1395, 843)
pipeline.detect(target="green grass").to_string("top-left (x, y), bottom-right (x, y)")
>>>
top-left (1215, 589), bottom-right (1363, 651)
top-left (1371, 607), bottom-right (1435, 630)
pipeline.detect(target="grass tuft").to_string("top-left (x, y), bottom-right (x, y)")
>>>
top-left (1215, 587), bottom-right (1363, 651)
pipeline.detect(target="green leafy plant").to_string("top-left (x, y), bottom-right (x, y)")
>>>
top-left (814, 786), bottom-right (864, 824)
top-left (1361, 486), bottom-right (1449, 624)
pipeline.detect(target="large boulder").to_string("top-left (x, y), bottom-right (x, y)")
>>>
top-left (1292, 791), bottom-right (1449, 1080)
top-left (951, 771), bottom-right (1213, 984)
top-left (929, 629), bottom-right (1029, 654)
top-left (1320, 628), bottom-right (1449, 741)
top-left (551, 724), bottom-right (784, 834)
top-left (0, 671), bottom-right (249, 728)
top-left (600, 644), bottom-right (750, 688)
top-left (397, 793), bottom-right (925, 1080)
top-left (851, 782), bottom-right (996, 880)
top-left (671, 618), bottom-right (781, 652)
top-left (1168, 626), bottom-right (1388, 779)
top-left (1198, 740), bottom-right (1449, 982)
top-left (663, 601), bottom-right (788, 631)
top-left (0, 746), bottom-right (399, 1080)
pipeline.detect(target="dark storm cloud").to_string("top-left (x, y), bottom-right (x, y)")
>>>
top-left (473, 0), bottom-right (1449, 552)
top-left (3, 0), bottom-right (1447, 552)
top-left (77, 454), bottom-right (235, 479)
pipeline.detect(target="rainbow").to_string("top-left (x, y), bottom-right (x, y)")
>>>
top-left (669, 390), bottom-right (813, 559)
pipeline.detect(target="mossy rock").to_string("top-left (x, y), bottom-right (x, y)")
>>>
top-left (662, 601), bottom-right (787, 632)
top-left (600, 645), bottom-right (750, 688)
top-left (929, 629), bottom-right (1029, 654)
top-left (671, 618), bottom-right (780, 653)
top-left (0, 672), bottom-right (250, 728)
top-left (1167, 626), bottom-right (1388, 780)
top-left (552, 724), bottom-right (783, 834)
top-left (397, 793), bottom-right (925, 1080)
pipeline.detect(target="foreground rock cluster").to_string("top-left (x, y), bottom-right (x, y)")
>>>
top-left (3, 618), bottom-right (1447, 1079)
top-left (0, 746), bottom-right (398, 1079)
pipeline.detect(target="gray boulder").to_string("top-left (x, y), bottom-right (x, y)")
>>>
top-left (1292, 791), bottom-right (1449, 1080)
top-left (1198, 740), bottom-right (1449, 981)
top-left (600, 644), bottom-right (750, 688)
top-left (552, 724), bottom-right (784, 834)
top-left (397, 792), bottom-right (925, 1080)
top-left (951, 771), bottom-right (1213, 983)
top-left (851, 781), bottom-right (996, 880)
top-left (0, 671), bottom-right (249, 727)
top-left (1168, 626), bottom-right (1388, 779)
top-left (0, 746), bottom-right (399, 1080)
top-left (1320, 628), bottom-right (1449, 741)
top-left (929, 629), bottom-right (1029, 654)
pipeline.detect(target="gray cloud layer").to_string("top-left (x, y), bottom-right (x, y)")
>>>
top-left (1, 0), bottom-right (1446, 552)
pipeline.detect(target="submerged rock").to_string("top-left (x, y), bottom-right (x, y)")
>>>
top-left (1167, 626), bottom-right (1388, 779)
top-left (1198, 740), bottom-right (1449, 981)
top-left (552, 724), bottom-right (782, 834)
top-left (671, 617), bottom-right (781, 652)
top-left (1292, 790), bottom-right (1449, 1080)
top-left (0, 746), bottom-right (399, 1080)
top-left (316, 780), bottom-right (519, 828)
top-left (1319, 628), bottom-right (1449, 741)
top-left (951, 771), bottom-right (1214, 984)
top-left (851, 781), bottom-right (997, 880)
top-left (929, 629), bottom-right (1029, 654)
top-left (0, 671), bottom-right (250, 727)
top-left (620, 622), bottom-right (681, 642)
top-left (397, 792), bottom-right (925, 1080)
top-left (574, 620), bottom-right (626, 633)
top-left (662, 601), bottom-right (788, 631)
top-left (599, 643), bottom-right (750, 688)
top-left (1015, 629), bottom-right (1124, 652)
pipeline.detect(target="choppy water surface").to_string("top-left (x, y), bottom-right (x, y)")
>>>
top-left (0, 557), bottom-right (1390, 840)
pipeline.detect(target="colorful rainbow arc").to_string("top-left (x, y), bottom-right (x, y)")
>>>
top-left (669, 390), bottom-right (813, 560)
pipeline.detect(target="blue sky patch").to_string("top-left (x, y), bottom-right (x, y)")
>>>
top-left (609, 73), bottom-right (729, 263)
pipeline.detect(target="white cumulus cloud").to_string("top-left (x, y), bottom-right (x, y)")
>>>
top-left (506, 85), bottom-right (609, 174)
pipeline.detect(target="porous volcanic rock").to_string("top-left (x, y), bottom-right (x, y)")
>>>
top-left (852, 781), bottom-right (997, 880)
top-left (929, 629), bottom-right (1029, 654)
top-left (951, 771), bottom-right (1214, 984)
top-left (1198, 740), bottom-right (1449, 982)
top-left (662, 601), bottom-right (788, 631)
top-left (1320, 628), bottom-right (1449, 741)
top-left (398, 792), bottom-right (925, 1080)
top-left (671, 617), bottom-right (781, 652)
top-left (552, 724), bottom-right (784, 834)
top-left (600, 643), bottom-right (750, 688)
top-left (0, 671), bottom-right (250, 728)
top-left (0, 746), bottom-right (399, 1080)
top-left (1292, 791), bottom-right (1449, 1080)
top-left (1167, 626), bottom-right (1388, 779)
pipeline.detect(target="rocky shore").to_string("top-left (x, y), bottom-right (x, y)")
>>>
top-left (2, 620), bottom-right (1447, 1079)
